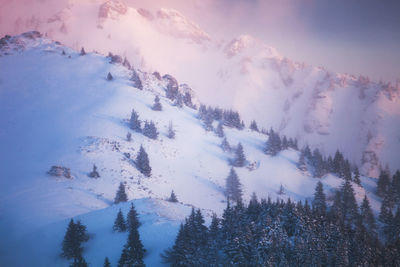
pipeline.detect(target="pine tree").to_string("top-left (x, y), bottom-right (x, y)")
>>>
top-left (167, 121), bottom-right (175, 139)
top-left (250, 120), bottom-right (259, 132)
top-left (136, 145), bottom-right (151, 177)
top-left (216, 122), bottom-right (224, 138)
top-left (152, 96), bottom-right (162, 111)
top-left (126, 203), bottom-right (141, 230)
top-left (233, 143), bottom-right (246, 167)
top-left (264, 129), bottom-right (282, 156)
top-left (225, 168), bottom-right (242, 204)
top-left (360, 194), bottom-right (376, 231)
top-left (118, 217), bottom-right (145, 267)
top-left (183, 92), bottom-right (193, 107)
top-left (379, 193), bottom-right (393, 224)
top-left (131, 69), bottom-right (143, 90)
top-left (107, 72), bottom-right (113, 81)
top-left (221, 137), bottom-right (231, 152)
top-left (278, 184), bottom-right (285, 195)
top-left (312, 181), bottom-right (327, 217)
top-left (341, 178), bottom-right (359, 225)
top-left (142, 121), bottom-right (158, 139)
top-left (298, 150), bottom-right (307, 171)
top-left (80, 47), bottom-right (86, 55)
top-left (127, 132), bottom-right (132, 141)
top-left (174, 93), bottom-right (184, 108)
top-left (62, 219), bottom-right (89, 262)
top-left (392, 170), bottom-right (400, 204)
top-left (69, 255), bottom-right (88, 267)
top-left (88, 164), bottom-right (100, 178)
top-left (129, 109), bottom-right (141, 132)
top-left (168, 190), bottom-right (178, 203)
top-left (353, 166), bottom-right (361, 185)
top-left (113, 209), bottom-right (127, 232)
top-left (377, 168), bottom-right (391, 197)
top-left (104, 257), bottom-right (111, 267)
top-left (114, 182), bottom-right (128, 204)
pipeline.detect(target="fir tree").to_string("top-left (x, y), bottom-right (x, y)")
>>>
top-left (168, 190), bottom-right (178, 203)
top-left (69, 255), bottom-right (88, 267)
top-left (233, 143), bottom-right (246, 167)
top-left (80, 47), bottom-right (86, 55)
top-left (104, 257), bottom-right (111, 267)
top-left (250, 120), bottom-right (259, 132)
top-left (152, 96), bottom-right (162, 111)
top-left (129, 109), bottom-right (141, 132)
top-left (62, 219), bottom-right (89, 262)
top-left (118, 218), bottom-right (145, 267)
top-left (126, 203), bottom-right (141, 230)
top-left (131, 69), bottom-right (143, 90)
top-left (392, 170), bottom-right (400, 204)
top-left (183, 92), bottom-right (193, 107)
top-left (221, 137), bottom-right (231, 152)
top-left (264, 129), bottom-right (282, 156)
top-left (353, 166), bottom-right (361, 185)
top-left (114, 182), bottom-right (128, 204)
top-left (113, 209), bottom-right (127, 232)
top-left (377, 168), bottom-right (391, 197)
top-left (216, 122), bottom-right (224, 138)
top-left (174, 93), bottom-right (184, 108)
top-left (136, 145), bottom-right (151, 177)
top-left (341, 178), bottom-right (359, 225)
top-left (107, 72), bottom-right (113, 81)
top-left (225, 168), bottom-right (242, 204)
top-left (360, 194), bottom-right (376, 231)
top-left (167, 121), bottom-right (175, 139)
top-left (126, 132), bottom-right (132, 142)
top-left (379, 193), bottom-right (393, 224)
top-left (142, 121), bottom-right (158, 139)
top-left (88, 164), bottom-right (100, 178)
top-left (298, 150), bottom-right (307, 171)
top-left (312, 181), bottom-right (327, 217)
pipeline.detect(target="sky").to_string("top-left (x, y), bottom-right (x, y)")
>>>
top-left (0, 0), bottom-right (399, 82)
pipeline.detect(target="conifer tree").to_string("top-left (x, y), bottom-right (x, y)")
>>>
top-left (225, 168), bottom-right (242, 204)
top-left (353, 166), bottom-right (361, 185)
top-left (360, 194), bottom-right (376, 231)
top-left (69, 254), bottom-right (88, 267)
top-left (167, 121), bottom-right (175, 139)
top-left (142, 121), bottom-right (158, 139)
top-left (168, 190), bottom-right (178, 203)
top-left (341, 178), bottom-right (359, 224)
top-left (129, 109), bottom-right (141, 132)
top-left (377, 168), bottom-right (391, 197)
top-left (221, 137), bottom-right (231, 152)
top-left (107, 72), bottom-right (113, 81)
top-left (216, 122), bottom-right (224, 138)
top-left (127, 132), bottom-right (132, 142)
top-left (114, 182), bottom-right (128, 204)
top-left (126, 203), bottom-right (141, 230)
top-left (233, 143), bottom-right (246, 167)
top-left (104, 257), bottom-right (111, 267)
top-left (80, 47), bottom-right (86, 55)
top-left (379, 193), bottom-right (393, 224)
top-left (312, 181), bottom-right (327, 217)
top-left (136, 145), bottom-right (151, 177)
top-left (88, 164), bottom-right (100, 178)
top-left (250, 120), bottom-right (259, 132)
top-left (62, 219), bottom-right (89, 263)
top-left (118, 218), bottom-right (145, 267)
top-left (131, 69), bottom-right (143, 90)
top-left (113, 209), bottom-right (127, 232)
top-left (183, 92), bottom-right (193, 107)
top-left (152, 95), bottom-right (162, 111)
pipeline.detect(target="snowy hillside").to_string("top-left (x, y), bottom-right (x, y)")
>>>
top-left (1, 0), bottom-right (399, 177)
top-left (0, 32), bottom-right (384, 266)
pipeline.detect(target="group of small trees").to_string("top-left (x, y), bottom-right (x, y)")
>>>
top-left (264, 128), bottom-right (298, 156)
top-left (129, 108), bottom-right (159, 141)
top-left (198, 105), bottom-right (244, 131)
top-left (298, 146), bottom-right (357, 180)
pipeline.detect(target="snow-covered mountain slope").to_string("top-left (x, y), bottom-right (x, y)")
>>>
top-left (1, 0), bottom-right (399, 176)
top-left (0, 33), bottom-right (383, 266)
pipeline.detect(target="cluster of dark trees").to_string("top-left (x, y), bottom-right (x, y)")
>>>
top-left (129, 108), bottom-right (159, 140)
top-left (264, 128), bottom-right (298, 156)
top-left (164, 180), bottom-right (400, 266)
top-left (61, 219), bottom-right (90, 267)
top-left (198, 105), bottom-right (244, 131)
top-left (298, 146), bottom-right (359, 180)
top-left (62, 203), bottom-right (145, 267)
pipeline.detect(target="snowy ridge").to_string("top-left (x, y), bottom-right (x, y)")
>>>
top-left (1, 0), bottom-right (399, 175)
top-left (0, 33), bottom-right (383, 265)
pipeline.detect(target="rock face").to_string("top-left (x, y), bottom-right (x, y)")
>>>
top-left (47, 166), bottom-right (71, 178)
top-left (98, 1), bottom-right (127, 20)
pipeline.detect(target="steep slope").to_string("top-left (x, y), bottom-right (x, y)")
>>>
top-left (0, 33), bottom-right (382, 266)
top-left (1, 0), bottom-right (399, 176)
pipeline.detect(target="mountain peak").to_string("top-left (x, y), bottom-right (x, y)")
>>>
top-left (224, 34), bottom-right (280, 59)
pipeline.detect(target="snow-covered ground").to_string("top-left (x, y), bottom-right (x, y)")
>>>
top-left (0, 33), bottom-right (381, 266)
